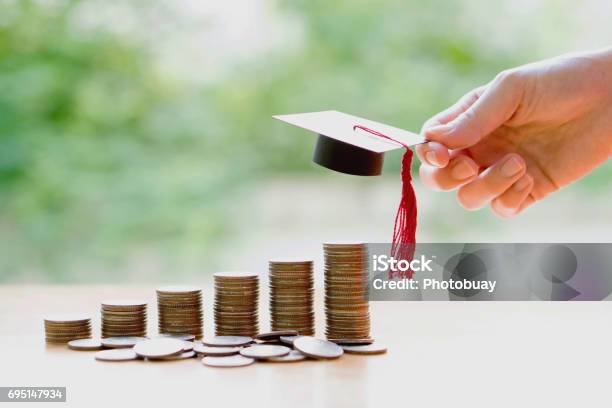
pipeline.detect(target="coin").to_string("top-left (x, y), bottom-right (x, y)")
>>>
top-left (328, 338), bottom-right (374, 345)
top-left (149, 351), bottom-right (196, 361)
top-left (201, 336), bottom-right (253, 347)
top-left (214, 272), bottom-right (259, 279)
top-left (156, 285), bottom-right (202, 294)
top-left (133, 338), bottom-right (184, 358)
top-left (67, 338), bottom-right (103, 351)
top-left (101, 337), bottom-right (148, 349)
top-left (279, 335), bottom-right (301, 346)
top-left (44, 314), bottom-right (90, 323)
top-left (95, 349), bottom-right (139, 362)
top-left (239, 345), bottom-right (291, 359)
top-left (157, 333), bottom-right (196, 341)
top-left (266, 350), bottom-right (307, 363)
top-left (182, 341), bottom-right (194, 352)
top-left (201, 355), bottom-right (255, 368)
top-left (101, 299), bottom-right (147, 309)
top-left (341, 343), bottom-right (387, 355)
top-left (194, 344), bottom-right (240, 356)
top-left (255, 330), bottom-right (298, 341)
top-left (294, 336), bottom-right (344, 359)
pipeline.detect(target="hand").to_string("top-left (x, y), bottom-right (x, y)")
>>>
top-left (416, 48), bottom-right (612, 218)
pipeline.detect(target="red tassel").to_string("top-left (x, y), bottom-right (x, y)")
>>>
top-left (392, 149), bottom-right (417, 273)
top-left (353, 125), bottom-right (417, 275)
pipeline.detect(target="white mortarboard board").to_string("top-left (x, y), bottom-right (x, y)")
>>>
top-left (273, 110), bottom-right (424, 176)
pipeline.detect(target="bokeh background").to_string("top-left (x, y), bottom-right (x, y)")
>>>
top-left (1, 0), bottom-right (611, 283)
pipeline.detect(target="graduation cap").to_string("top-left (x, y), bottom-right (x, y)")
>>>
top-left (273, 110), bottom-right (424, 176)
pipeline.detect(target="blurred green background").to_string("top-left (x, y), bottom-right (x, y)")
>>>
top-left (1, 0), bottom-right (611, 283)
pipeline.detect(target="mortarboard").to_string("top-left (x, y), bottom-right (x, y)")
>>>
top-left (273, 110), bottom-right (424, 176)
top-left (273, 109), bottom-right (423, 261)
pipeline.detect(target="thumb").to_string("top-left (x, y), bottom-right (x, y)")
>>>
top-left (424, 70), bottom-right (524, 149)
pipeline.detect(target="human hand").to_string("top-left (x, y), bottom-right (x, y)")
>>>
top-left (416, 48), bottom-right (612, 218)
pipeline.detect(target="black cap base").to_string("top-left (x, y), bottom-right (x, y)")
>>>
top-left (312, 134), bottom-right (384, 176)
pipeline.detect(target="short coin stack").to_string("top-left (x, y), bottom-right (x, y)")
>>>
top-left (157, 286), bottom-right (203, 339)
top-left (44, 314), bottom-right (92, 344)
top-left (323, 242), bottom-right (371, 341)
top-left (268, 259), bottom-right (314, 336)
top-left (101, 300), bottom-right (147, 338)
top-left (214, 272), bottom-right (259, 337)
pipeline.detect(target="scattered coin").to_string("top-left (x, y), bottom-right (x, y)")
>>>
top-left (101, 336), bottom-right (148, 349)
top-left (182, 341), bottom-right (194, 352)
top-left (67, 338), bottom-right (103, 351)
top-left (201, 355), bottom-right (255, 368)
top-left (133, 338), bottom-right (184, 359)
top-left (341, 343), bottom-right (388, 355)
top-left (149, 351), bottom-right (196, 361)
top-left (294, 336), bottom-right (344, 360)
top-left (194, 344), bottom-right (240, 357)
top-left (328, 338), bottom-right (374, 345)
top-left (157, 333), bottom-right (196, 342)
top-left (266, 350), bottom-right (307, 363)
top-left (201, 336), bottom-right (253, 347)
top-left (95, 349), bottom-right (139, 362)
top-left (279, 335), bottom-right (301, 346)
top-left (256, 330), bottom-right (298, 341)
top-left (240, 345), bottom-right (291, 359)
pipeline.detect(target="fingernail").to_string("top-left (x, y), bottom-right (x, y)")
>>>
top-left (425, 151), bottom-right (440, 167)
top-left (501, 157), bottom-right (523, 177)
top-left (513, 176), bottom-right (531, 191)
top-left (451, 160), bottom-right (476, 180)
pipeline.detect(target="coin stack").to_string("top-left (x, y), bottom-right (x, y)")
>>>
top-left (269, 259), bottom-right (314, 336)
top-left (324, 242), bottom-right (371, 341)
top-left (157, 286), bottom-right (203, 339)
top-left (101, 300), bottom-right (147, 338)
top-left (44, 315), bottom-right (92, 344)
top-left (214, 272), bottom-right (259, 337)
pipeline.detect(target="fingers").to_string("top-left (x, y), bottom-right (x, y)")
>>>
top-left (420, 152), bottom-right (535, 216)
top-left (419, 155), bottom-right (479, 191)
top-left (416, 86), bottom-right (485, 168)
top-left (423, 70), bottom-right (525, 149)
top-left (415, 141), bottom-right (450, 167)
top-left (421, 86), bottom-right (486, 130)
top-left (457, 154), bottom-right (526, 210)
top-left (491, 174), bottom-right (534, 218)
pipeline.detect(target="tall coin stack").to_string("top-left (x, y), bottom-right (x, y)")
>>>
top-left (323, 242), bottom-right (371, 341)
top-left (101, 300), bottom-right (147, 338)
top-left (44, 315), bottom-right (92, 344)
top-left (269, 259), bottom-right (315, 336)
top-left (157, 286), bottom-right (203, 339)
top-left (214, 272), bottom-right (259, 337)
